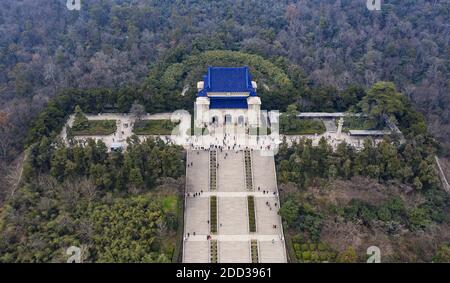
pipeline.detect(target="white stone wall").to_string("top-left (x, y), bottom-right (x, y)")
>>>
top-left (195, 97), bottom-right (210, 127)
top-left (247, 96), bottom-right (261, 127)
top-left (207, 109), bottom-right (249, 125)
top-left (195, 95), bottom-right (261, 127)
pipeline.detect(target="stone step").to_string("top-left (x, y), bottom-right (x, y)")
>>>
top-left (183, 150), bottom-right (287, 263)
top-left (219, 241), bottom-right (251, 263)
top-left (183, 240), bottom-right (209, 263)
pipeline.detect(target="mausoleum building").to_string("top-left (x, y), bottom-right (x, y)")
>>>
top-left (195, 66), bottom-right (262, 128)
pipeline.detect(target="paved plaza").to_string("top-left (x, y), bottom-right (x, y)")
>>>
top-left (219, 241), bottom-right (251, 263)
top-left (184, 197), bottom-right (209, 235)
top-left (217, 150), bottom-right (245, 192)
top-left (60, 111), bottom-right (387, 153)
top-left (186, 150), bottom-right (209, 194)
top-left (259, 240), bottom-right (287, 263)
top-left (183, 241), bottom-right (209, 263)
top-left (218, 197), bottom-right (248, 235)
top-left (60, 112), bottom-right (175, 150)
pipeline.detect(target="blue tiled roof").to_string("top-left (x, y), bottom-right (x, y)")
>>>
top-left (198, 66), bottom-right (257, 97)
top-left (208, 67), bottom-right (249, 92)
top-left (209, 97), bottom-right (248, 109)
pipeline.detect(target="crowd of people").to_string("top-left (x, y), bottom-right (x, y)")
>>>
top-left (185, 131), bottom-right (280, 152)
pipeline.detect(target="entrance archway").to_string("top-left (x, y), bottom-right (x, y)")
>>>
top-left (212, 116), bottom-right (219, 124)
top-left (224, 114), bottom-right (232, 125)
top-left (238, 115), bottom-right (245, 126)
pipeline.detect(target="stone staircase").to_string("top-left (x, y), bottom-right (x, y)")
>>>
top-left (183, 241), bottom-right (209, 263)
top-left (183, 150), bottom-right (287, 263)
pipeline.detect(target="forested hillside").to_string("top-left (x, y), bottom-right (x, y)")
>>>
top-left (0, 0), bottom-right (449, 262)
top-left (277, 84), bottom-right (449, 262)
top-left (0, 135), bottom-right (185, 262)
top-left (0, 0), bottom-right (448, 166)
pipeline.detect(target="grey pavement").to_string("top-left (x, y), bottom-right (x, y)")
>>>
top-left (185, 197), bottom-right (209, 236)
top-left (218, 197), bottom-right (248, 235)
top-left (186, 150), bottom-right (209, 193)
top-left (323, 119), bottom-right (337, 132)
top-left (258, 240), bottom-right (286, 263)
top-left (219, 241), bottom-right (251, 263)
top-left (217, 150), bottom-right (246, 192)
top-left (252, 151), bottom-right (278, 193)
top-left (255, 197), bottom-right (281, 236)
top-left (183, 241), bottom-right (209, 263)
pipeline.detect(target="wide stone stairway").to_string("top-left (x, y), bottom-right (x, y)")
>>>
top-left (182, 149), bottom-right (287, 263)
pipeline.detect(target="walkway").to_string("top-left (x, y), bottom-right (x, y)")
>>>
top-left (60, 113), bottom-right (174, 150)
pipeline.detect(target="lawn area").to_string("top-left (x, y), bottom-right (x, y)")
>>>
top-left (248, 126), bottom-right (272, 136)
top-left (187, 126), bottom-right (209, 136)
top-left (70, 120), bottom-right (117, 136)
top-left (151, 188), bottom-right (183, 262)
top-left (210, 196), bottom-right (217, 234)
top-left (248, 196), bottom-right (256, 233)
top-left (280, 119), bottom-right (326, 135)
top-left (161, 195), bottom-right (178, 214)
top-left (339, 117), bottom-right (382, 132)
top-left (186, 114), bottom-right (209, 136)
top-left (133, 119), bottom-right (179, 135)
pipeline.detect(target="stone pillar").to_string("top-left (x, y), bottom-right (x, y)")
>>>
top-left (195, 97), bottom-right (210, 128)
top-left (337, 117), bottom-right (344, 138)
top-left (247, 96), bottom-right (261, 127)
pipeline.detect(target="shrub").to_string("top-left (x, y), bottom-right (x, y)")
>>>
top-left (311, 252), bottom-right (319, 261)
top-left (302, 251), bottom-right (311, 260)
top-left (301, 244), bottom-right (309, 251)
top-left (248, 196), bottom-right (257, 232)
top-left (318, 243), bottom-right (327, 251)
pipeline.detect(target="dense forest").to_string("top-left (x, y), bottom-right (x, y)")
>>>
top-left (0, 135), bottom-right (185, 262)
top-left (0, 0), bottom-right (449, 262)
top-left (276, 84), bottom-right (449, 262)
top-left (1, 0), bottom-right (449, 161)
